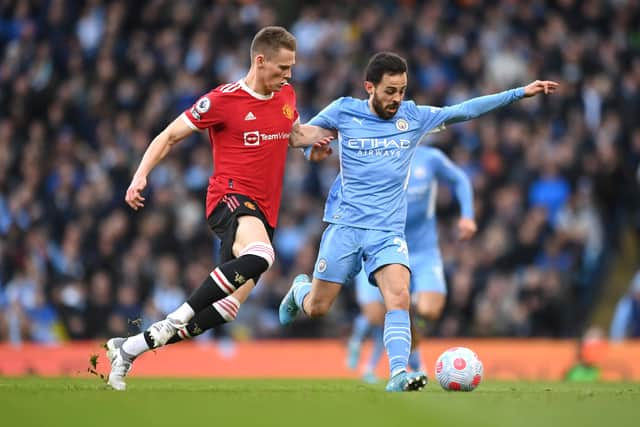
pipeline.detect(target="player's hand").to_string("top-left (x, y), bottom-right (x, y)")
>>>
top-left (523, 80), bottom-right (559, 97)
top-left (309, 136), bottom-right (334, 162)
top-left (457, 218), bottom-right (477, 241)
top-left (125, 175), bottom-right (147, 210)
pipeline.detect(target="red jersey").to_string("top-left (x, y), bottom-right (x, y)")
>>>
top-left (182, 80), bottom-right (299, 228)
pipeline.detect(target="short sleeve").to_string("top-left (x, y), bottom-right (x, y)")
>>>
top-left (308, 97), bottom-right (344, 130)
top-left (182, 91), bottom-right (223, 130)
top-left (287, 84), bottom-right (300, 123)
top-left (416, 105), bottom-right (449, 135)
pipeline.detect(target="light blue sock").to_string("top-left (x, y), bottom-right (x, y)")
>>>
top-left (408, 349), bottom-right (423, 372)
top-left (293, 282), bottom-right (312, 314)
top-left (365, 326), bottom-right (385, 373)
top-left (383, 309), bottom-right (411, 377)
top-left (349, 314), bottom-right (370, 346)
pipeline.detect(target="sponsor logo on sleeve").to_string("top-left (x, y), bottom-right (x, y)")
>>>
top-left (196, 97), bottom-right (211, 114)
top-left (316, 258), bottom-right (327, 273)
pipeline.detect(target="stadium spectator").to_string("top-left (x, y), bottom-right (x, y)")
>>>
top-left (0, 0), bottom-right (639, 343)
top-left (610, 271), bottom-right (640, 341)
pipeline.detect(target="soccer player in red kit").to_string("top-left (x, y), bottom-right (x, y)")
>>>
top-left (105, 26), bottom-right (328, 390)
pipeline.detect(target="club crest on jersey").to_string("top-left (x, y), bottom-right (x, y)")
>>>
top-left (316, 258), bottom-right (327, 273)
top-left (282, 103), bottom-right (294, 120)
top-left (395, 118), bottom-right (409, 131)
top-left (196, 97), bottom-right (210, 114)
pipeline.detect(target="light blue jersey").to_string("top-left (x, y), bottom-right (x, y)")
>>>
top-left (309, 88), bottom-right (523, 285)
top-left (309, 88), bottom-right (523, 233)
top-left (405, 145), bottom-right (474, 252)
top-left (355, 146), bottom-right (474, 302)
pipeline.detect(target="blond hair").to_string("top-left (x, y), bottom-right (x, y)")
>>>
top-left (250, 26), bottom-right (296, 60)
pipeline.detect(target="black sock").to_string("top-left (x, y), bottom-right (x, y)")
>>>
top-left (166, 306), bottom-right (226, 345)
top-left (143, 330), bottom-right (155, 348)
top-left (186, 254), bottom-right (268, 312)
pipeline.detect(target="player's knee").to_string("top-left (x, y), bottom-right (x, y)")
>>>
top-left (416, 297), bottom-right (445, 321)
top-left (383, 287), bottom-right (410, 311)
top-left (416, 304), bottom-right (442, 321)
top-left (240, 242), bottom-right (275, 271)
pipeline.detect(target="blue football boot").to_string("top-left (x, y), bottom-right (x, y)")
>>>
top-left (385, 370), bottom-right (428, 392)
top-left (278, 274), bottom-right (310, 325)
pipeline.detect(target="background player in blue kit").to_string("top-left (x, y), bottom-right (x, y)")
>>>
top-left (278, 52), bottom-right (558, 391)
top-left (347, 145), bottom-right (476, 382)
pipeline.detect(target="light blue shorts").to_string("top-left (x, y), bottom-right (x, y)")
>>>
top-left (353, 247), bottom-right (446, 305)
top-left (409, 247), bottom-right (446, 294)
top-left (313, 224), bottom-right (410, 285)
top-left (354, 267), bottom-right (383, 305)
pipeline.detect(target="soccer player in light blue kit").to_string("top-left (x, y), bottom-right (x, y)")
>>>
top-left (279, 52), bottom-right (558, 391)
top-left (347, 145), bottom-right (476, 383)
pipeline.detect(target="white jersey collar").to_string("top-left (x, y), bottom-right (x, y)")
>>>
top-left (239, 79), bottom-right (274, 100)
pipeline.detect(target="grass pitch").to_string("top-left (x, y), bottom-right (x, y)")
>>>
top-left (0, 378), bottom-right (637, 427)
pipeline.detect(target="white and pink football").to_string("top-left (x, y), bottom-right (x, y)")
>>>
top-left (435, 347), bottom-right (484, 391)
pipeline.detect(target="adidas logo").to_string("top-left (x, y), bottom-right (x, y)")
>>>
top-left (244, 111), bottom-right (256, 121)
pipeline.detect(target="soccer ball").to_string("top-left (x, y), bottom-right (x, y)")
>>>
top-left (435, 347), bottom-right (484, 391)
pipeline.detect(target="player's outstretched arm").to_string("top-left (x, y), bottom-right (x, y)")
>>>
top-left (429, 80), bottom-right (559, 127)
top-left (125, 116), bottom-right (194, 210)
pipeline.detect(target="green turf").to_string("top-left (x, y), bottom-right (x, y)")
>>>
top-left (0, 378), bottom-right (638, 427)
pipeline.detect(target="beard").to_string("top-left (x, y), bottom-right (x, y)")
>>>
top-left (371, 95), bottom-right (399, 120)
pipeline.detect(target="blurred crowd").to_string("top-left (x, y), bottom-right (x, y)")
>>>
top-left (1, 0), bottom-right (640, 344)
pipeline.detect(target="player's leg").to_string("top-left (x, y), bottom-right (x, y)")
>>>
top-left (375, 264), bottom-right (425, 391)
top-left (408, 253), bottom-right (447, 373)
top-left (175, 215), bottom-right (272, 323)
top-left (374, 263), bottom-right (411, 374)
top-left (408, 320), bottom-right (424, 372)
top-left (149, 199), bottom-right (275, 347)
top-left (279, 224), bottom-right (361, 324)
top-left (163, 212), bottom-right (280, 344)
top-left (165, 280), bottom-right (256, 344)
top-left (407, 293), bottom-right (445, 372)
top-left (348, 313), bottom-right (370, 369)
top-left (107, 196), bottom-right (273, 390)
top-left (364, 230), bottom-right (426, 391)
top-left (112, 280), bottom-right (255, 383)
top-left (126, 213), bottom-right (270, 350)
top-left (360, 301), bottom-right (385, 383)
top-left (107, 277), bottom-right (261, 390)
top-left (347, 267), bottom-right (378, 369)
top-left (414, 291), bottom-right (446, 322)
